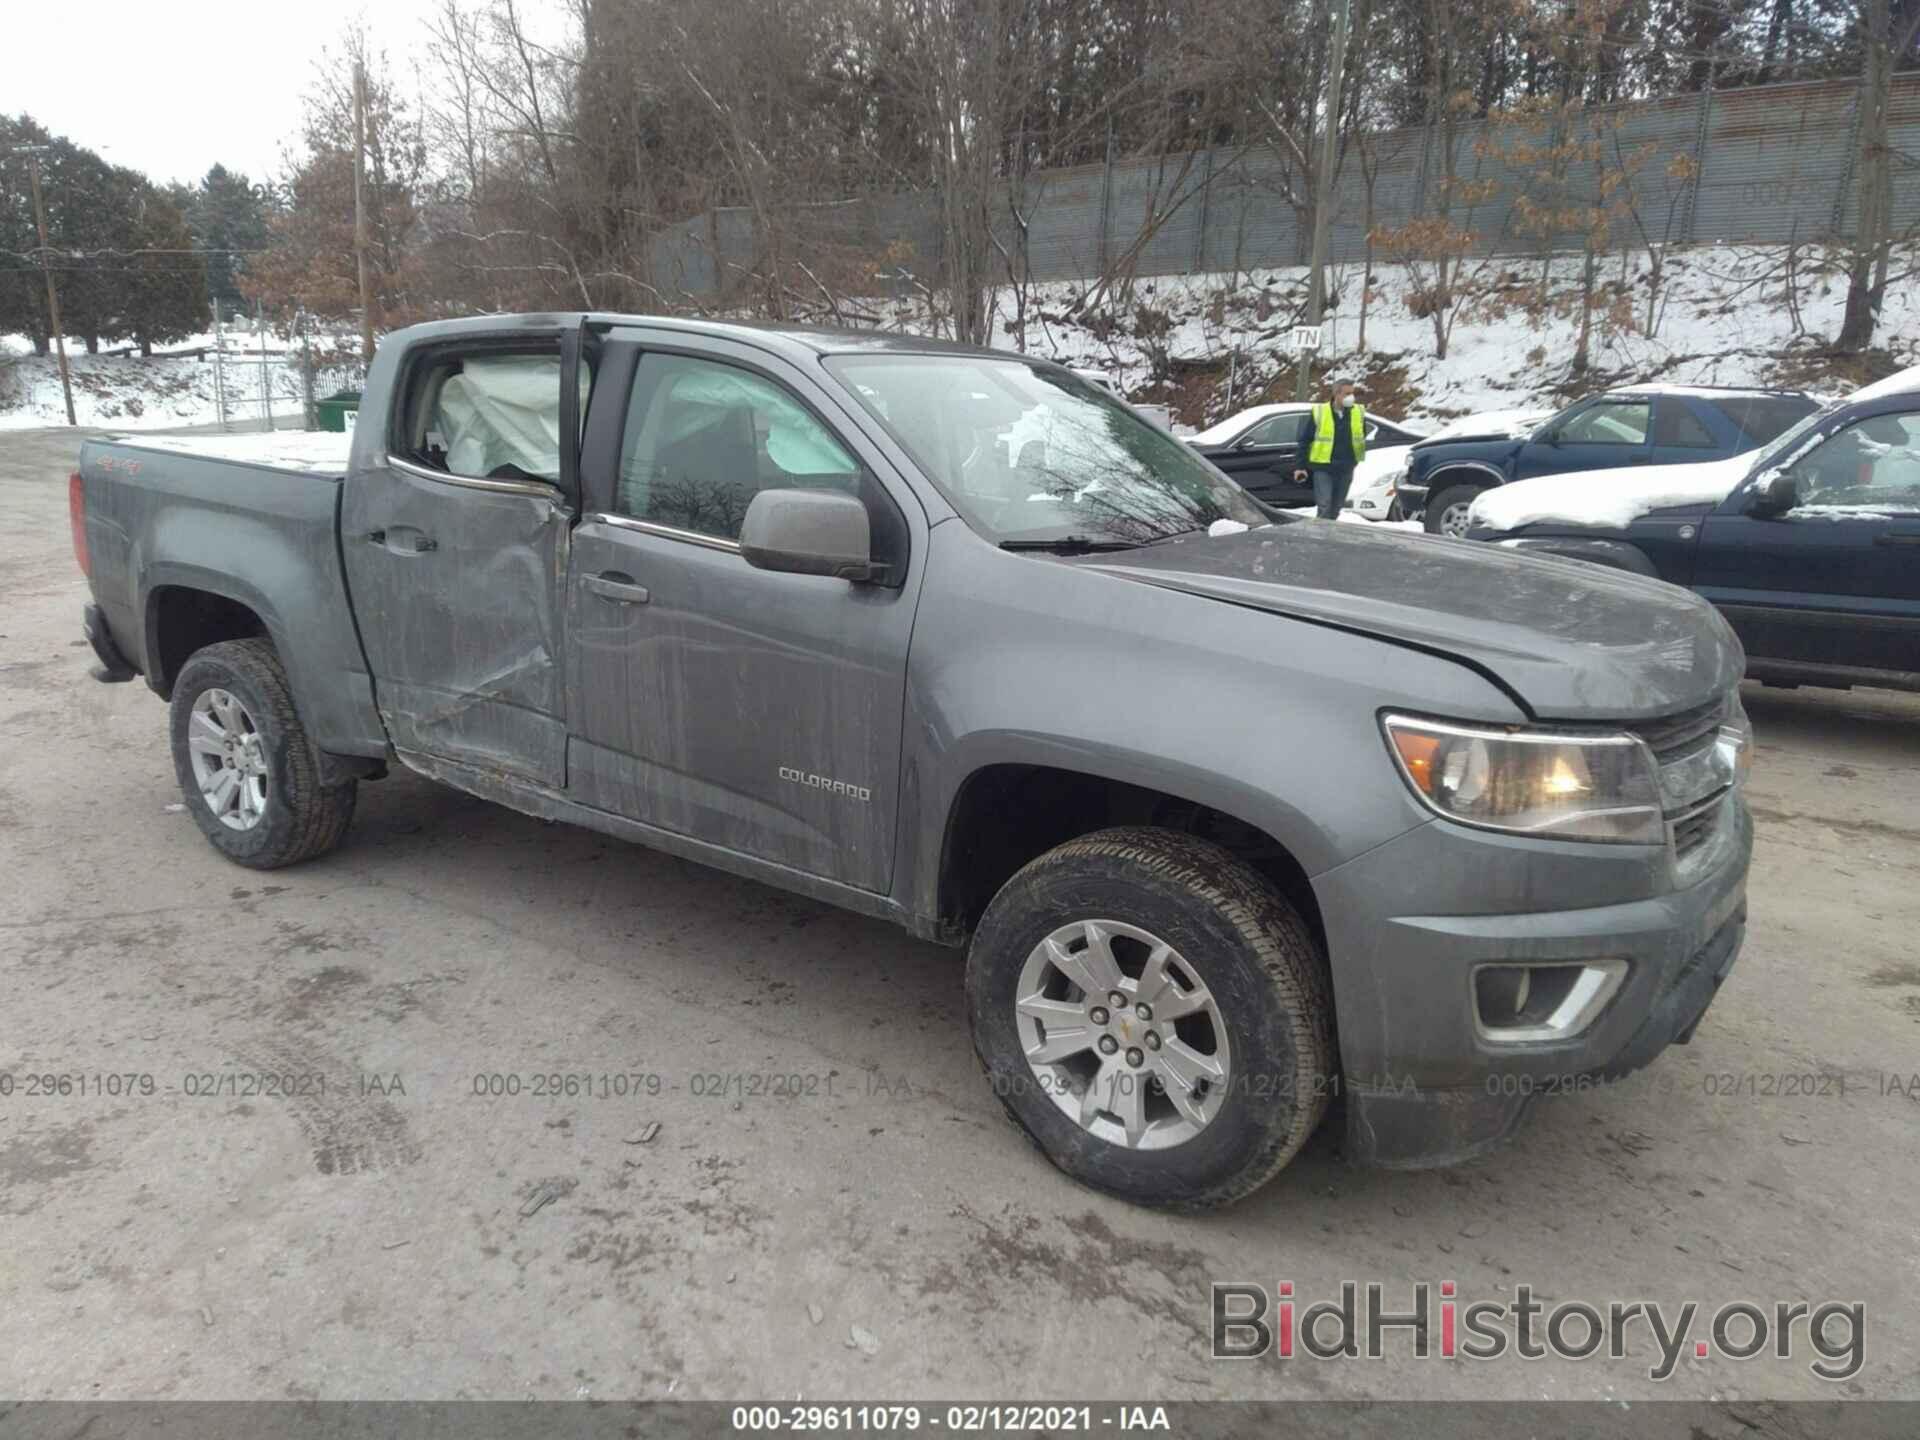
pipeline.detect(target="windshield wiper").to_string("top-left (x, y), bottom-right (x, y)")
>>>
top-left (999, 535), bottom-right (1141, 554)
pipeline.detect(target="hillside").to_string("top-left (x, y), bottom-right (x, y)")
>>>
top-left (897, 244), bottom-right (1919, 427)
top-left (2, 243), bottom-right (1913, 432)
top-left (0, 333), bottom-right (360, 431)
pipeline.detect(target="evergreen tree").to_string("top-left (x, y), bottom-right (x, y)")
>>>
top-left (124, 182), bottom-right (209, 353)
top-left (188, 164), bottom-right (270, 312)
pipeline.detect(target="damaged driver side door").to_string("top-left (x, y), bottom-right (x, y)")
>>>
top-left (341, 325), bottom-right (590, 787)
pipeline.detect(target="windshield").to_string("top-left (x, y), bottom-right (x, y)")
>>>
top-left (827, 355), bottom-right (1267, 545)
top-left (1743, 400), bottom-right (1842, 477)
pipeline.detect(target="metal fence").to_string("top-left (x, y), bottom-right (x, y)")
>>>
top-left (646, 72), bottom-right (1920, 298)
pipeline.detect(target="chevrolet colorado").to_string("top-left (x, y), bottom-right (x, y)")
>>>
top-left (73, 314), bottom-right (1754, 1208)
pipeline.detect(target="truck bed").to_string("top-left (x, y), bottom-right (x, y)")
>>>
top-left (103, 429), bottom-right (354, 477)
top-left (76, 428), bottom-right (388, 764)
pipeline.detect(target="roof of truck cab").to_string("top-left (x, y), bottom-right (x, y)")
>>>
top-left (1608, 382), bottom-right (1811, 399)
top-left (393, 313), bottom-right (1057, 364)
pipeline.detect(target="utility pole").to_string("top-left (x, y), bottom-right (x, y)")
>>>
top-left (11, 145), bottom-right (77, 426)
top-left (352, 60), bottom-right (376, 365)
top-left (211, 297), bottom-right (229, 431)
top-left (1295, 0), bottom-right (1350, 401)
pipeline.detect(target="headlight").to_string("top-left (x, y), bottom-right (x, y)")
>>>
top-left (1718, 693), bottom-right (1754, 784)
top-left (1382, 714), bottom-right (1663, 844)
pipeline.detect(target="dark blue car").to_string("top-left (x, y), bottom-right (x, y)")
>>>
top-left (1398, 385), bottom-right (1819, 536)
top-left (1468, 370), bottom-right (1920, 695)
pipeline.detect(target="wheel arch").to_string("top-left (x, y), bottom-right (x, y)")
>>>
top-left (932, 760), bottom-right (1326, 956)
top-left (1502, 535), bottom-right (1661, 577)
top-left (143, 576), bottom-right (279, 699)
top-left (1425, 460), bottom-right (1507, 495)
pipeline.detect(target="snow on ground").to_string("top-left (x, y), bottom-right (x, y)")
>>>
top-left (4, 246), bottom-right (1914, 434)
top-left (912, 245), bottom-right (1920, 429)
top-left (0, 329), bottom-right (362, 430)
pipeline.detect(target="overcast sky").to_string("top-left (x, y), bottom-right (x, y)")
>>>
top-left (10, 0), bottom-right (562, 187)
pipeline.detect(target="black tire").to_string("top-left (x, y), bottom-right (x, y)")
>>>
top-left (1423, 481), bottom-right (1484, 536)
top-left (1386, 497), bottom-right (1404, 522)
top-left (168, 638), bottom-right (356, 869)
top-left (967, 827), bottom-right (1336, 1210)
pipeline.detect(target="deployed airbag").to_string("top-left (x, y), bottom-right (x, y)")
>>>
top-left (436, 355), bottom-right (565, 480)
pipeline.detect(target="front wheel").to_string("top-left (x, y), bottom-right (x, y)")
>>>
top-left (967, 828), bottom-right (1336, 1210)
top-left (1423, 482), bottom-right (1484, 536)
top-left (168, 638), bottom-right (356, 869)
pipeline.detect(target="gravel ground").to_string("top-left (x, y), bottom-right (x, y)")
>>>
top-left (2, 423), bottom-right (1917, 1405)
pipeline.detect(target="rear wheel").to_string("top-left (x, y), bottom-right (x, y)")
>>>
top-left (168, 638), bottom-right (356, 869)
top-left (967, 827), bottom-right (1335, 1210)
top-left (1424, 481), bottom-right (1484, 536)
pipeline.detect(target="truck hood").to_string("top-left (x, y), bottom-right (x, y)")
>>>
top-left (1080, 522), bottom-right (1742, 721)
top-left (1410, 435), bottom-right (1524, 465)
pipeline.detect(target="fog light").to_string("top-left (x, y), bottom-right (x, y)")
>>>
top-left (1473, 961), bottom-right (1627, 1043)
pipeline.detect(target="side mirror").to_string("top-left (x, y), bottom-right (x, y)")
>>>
top-left (740, 488), bottom-right (874, 581)
top-left (1744, 469), bottom-right (1799, 518)
top-left (1539, 428), bottom-right (1561, 447)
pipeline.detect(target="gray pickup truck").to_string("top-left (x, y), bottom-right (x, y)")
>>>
top-left (72, 314), bottom-right (1754, 1209)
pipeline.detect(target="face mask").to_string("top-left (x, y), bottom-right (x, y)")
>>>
top-left (1339, 396), bottom-right (1354, 410)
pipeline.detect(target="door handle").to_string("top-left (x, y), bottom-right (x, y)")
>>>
top-left (366, 530), bottom-right (437, 553)
top-left (586, 572), bottom-right (650, 605)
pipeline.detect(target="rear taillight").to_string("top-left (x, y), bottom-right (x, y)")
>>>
top-left (69, 470), bottom-right (89, 578)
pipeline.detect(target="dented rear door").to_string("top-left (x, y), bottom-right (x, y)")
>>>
top-left (340, 324), bottom-right (586, 786)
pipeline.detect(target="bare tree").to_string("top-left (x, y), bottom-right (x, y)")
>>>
top-left (1836, 0), bottom-right (1920, 351)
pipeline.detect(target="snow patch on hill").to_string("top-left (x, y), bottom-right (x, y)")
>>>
top-left (0, 331), bottom-right (362, 431)
top-left (3, 245), bottom-right (1913, 431)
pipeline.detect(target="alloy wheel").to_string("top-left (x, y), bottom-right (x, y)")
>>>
top-left (186, 688), bottom-right (269, 831)
top-left (1013, 919), bottom-right (1231, 1150)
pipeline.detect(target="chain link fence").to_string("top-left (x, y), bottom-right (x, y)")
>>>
top-left (645, 73), bottom-right (1920, 301)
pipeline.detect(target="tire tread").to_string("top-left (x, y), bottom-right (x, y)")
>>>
top-left (972, 826), bottom-right (1335, 1210)
top-left (169, 638), bottom-right (356, 869)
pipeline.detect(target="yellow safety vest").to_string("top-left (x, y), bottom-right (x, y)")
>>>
top-left (1307, 402), bottom-right (1366, 465)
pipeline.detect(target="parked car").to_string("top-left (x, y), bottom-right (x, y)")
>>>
top-left (1344, 443), bottom-right (1422, 520)
top-left (1468, 366), bottom-right (1920, 695)
top-left (1397, 385), bottom-right (1819, 536)
top-left (74, 314), bottom-right (1751, 1209)
top-left (1189, 402), bottom-right (1426, 508)
top-left (1348, 410), bottom-right (1553, 522)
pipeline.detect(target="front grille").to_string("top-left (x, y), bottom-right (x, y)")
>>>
top-left (1672, 804), bottom-right (1719, 860)
top-left (1627, 696), bottom-right (1727, 763)
top-left (1626, 696), bottom-right (1735, 863)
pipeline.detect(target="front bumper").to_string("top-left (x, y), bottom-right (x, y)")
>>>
top-left (1314, 794), bottom-right (1752, 1167)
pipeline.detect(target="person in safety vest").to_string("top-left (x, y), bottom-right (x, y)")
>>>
top-left (1291, 382), bottom-right (1366, 520)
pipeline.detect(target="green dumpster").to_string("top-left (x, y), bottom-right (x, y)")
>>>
top-left (315, 390), bottom-right (362, 433)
